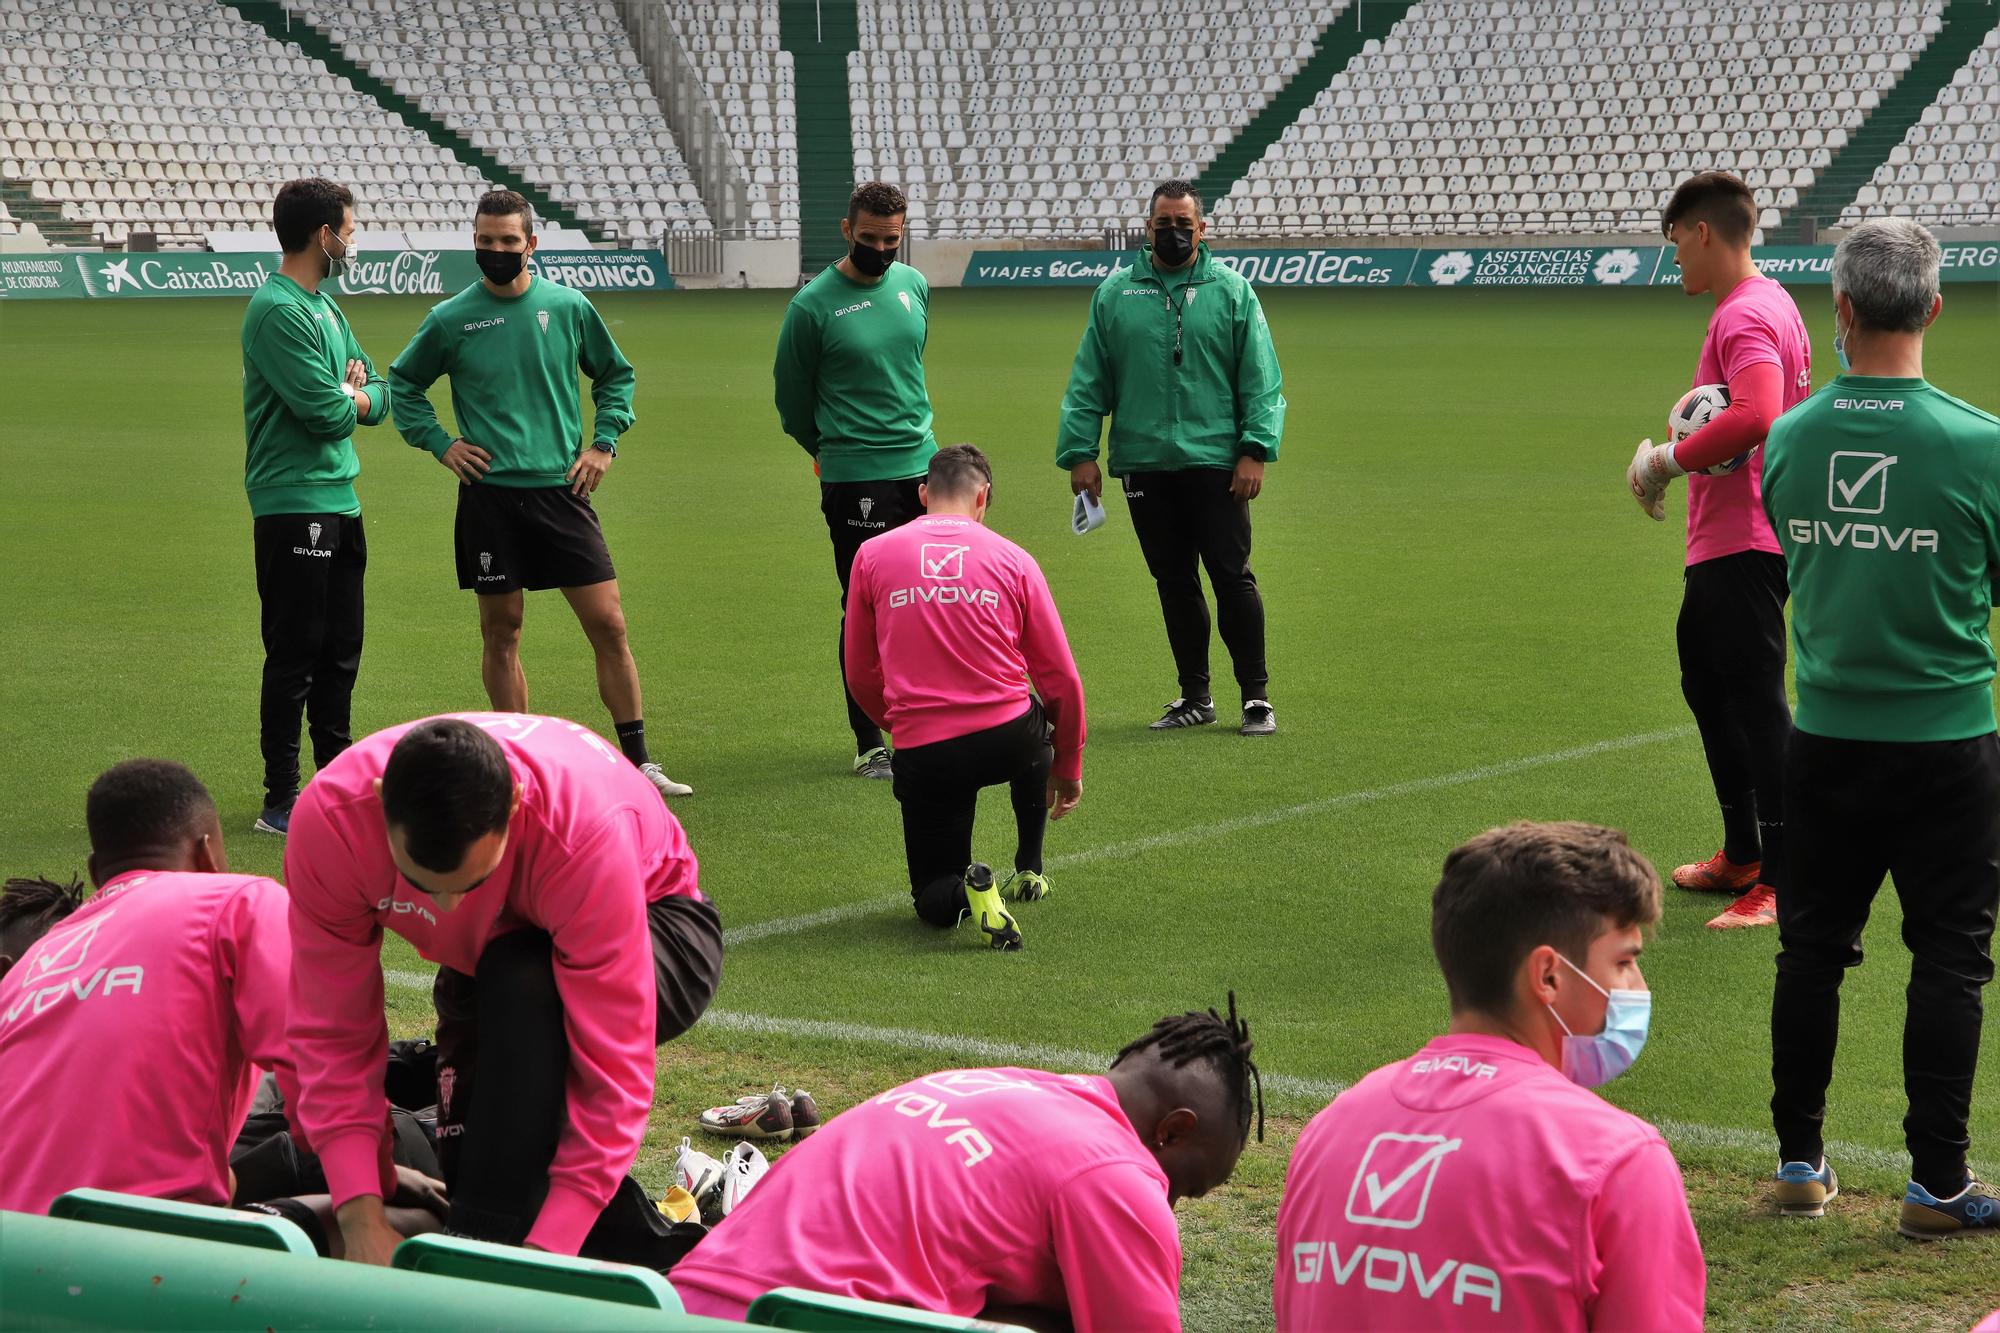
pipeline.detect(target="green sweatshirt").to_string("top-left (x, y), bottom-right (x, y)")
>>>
top-left (240, 273), bottom-right (388, 517)
top-left (1056, 242), bottom-right (1286, 477)
top-left (389, 277), bottom-right (635, 487)
top-left (773, 261), bottom-right (937, 483)
top-left (1762, 374), bottom-right (2000, 742)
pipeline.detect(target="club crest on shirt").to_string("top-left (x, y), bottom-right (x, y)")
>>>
top-left (898, 291), bottom-right (911, 313)
top-left (537, 309), bottom-right (550, 333)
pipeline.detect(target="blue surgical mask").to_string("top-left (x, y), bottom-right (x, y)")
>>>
top-left (1548, 954), bottom-right (1650, 1087)
top-left (1833, 311), bottom-right (1851, 373)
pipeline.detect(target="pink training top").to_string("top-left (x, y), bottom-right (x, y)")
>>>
top-left (672, 1068), bottom-right (1183, 1331)
top-left (1684, 272), bottom-right (1811, 567)
top-left (284, 712), bottom-right (702, 1256)
top-left (1274, 1034), bottom-right (1704, 1332)
top-left (845, 515), bottom-right (1086, 780)
top-left (0, 871), bottom-right (294, 1216)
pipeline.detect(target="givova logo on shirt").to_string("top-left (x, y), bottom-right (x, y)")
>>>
top-left (1285, 1131), bottom-right (1502, 1313)
top-left (1786, 451), bottom-right (1939, 554)
top-left (3, 910), bottom-right (143, 1027)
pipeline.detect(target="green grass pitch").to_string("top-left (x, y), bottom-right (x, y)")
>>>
top-left (3, 283), bottom-right (1998, 1327)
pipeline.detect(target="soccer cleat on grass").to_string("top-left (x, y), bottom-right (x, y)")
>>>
top-left (253, 804), bottom-right (292, 836)
top-left (1148, 697), bottom-right (1217, 730)
top-left (962, 862), bottom-right (1021, 951)
top-left (1899, 1175), bottom-right (2000, 1239)
top-left (719, 1141), bottom-right (771, 1217)
top-left (1240, 700), bottom-right (1276, 736)
top-left (1774, 1158), bottom-right (1839, 1217)
top-left (1706, 884), bottom-right (1778, 930)
top-left (640, 762), bottom-right (693, 798)
top-left (1003, 870), bottom-right (1051, 903)
top-left (672, 1137), bottom-right (727, 1219)
top-left (699, 1085), bottom-right (796, 1141)
top-left (789, 1088), bottom-right (821, 1138)
top-left (853, 746), bottom-right (894, 779)
top-left (1673, 849), bottom-right (1761, 893)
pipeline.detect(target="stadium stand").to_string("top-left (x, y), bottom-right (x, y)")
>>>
top-left (847, 0), bottom-right (1342, 238)
top-left (668, 1), bottom-right (799, 238)
top-left (0, 0), bottom-right (501, 247)
top-left (1842, 24), bottom-right (2000, 227)
top-left (1212, 0), bottom-right (1953, 238)
top-left (278, 0), bottom-right (711, 242)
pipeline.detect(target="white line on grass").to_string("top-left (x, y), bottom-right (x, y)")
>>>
top-left (720, 724), bottom-right (1698, 947)
top-left (376, 970), bottom-right (1915, 1171)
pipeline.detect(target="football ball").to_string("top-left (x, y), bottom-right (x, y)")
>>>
top-left (1668, 383), bottom-right (1747, 475)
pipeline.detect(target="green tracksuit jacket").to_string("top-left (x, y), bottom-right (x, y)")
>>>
top-left (1762, 374), bottom-right (2000, 741)
top-left (240, 274), bottom-right (389, 517)
top-left (1056, 242), bottom-right (1286, 477)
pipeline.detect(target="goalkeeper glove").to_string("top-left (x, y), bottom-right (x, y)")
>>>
top-left (1627, 438), bottom-right (1682, 522)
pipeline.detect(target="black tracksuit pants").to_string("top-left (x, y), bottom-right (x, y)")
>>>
top-left (254, 512), bottom-right (365, 809)
top-left (823, 477), bottom-right (925, 753)
top-left (1771, 729), bottom-right (2000, 1195)
top-left (1678, 551), bottom-right (1792, 889)
top-left (891, 702), bottom-right (1053, 926)
top-left (431, 896), bottom-right (723, 1265)
top-left (1122, 468), bottom-right (1268, 703)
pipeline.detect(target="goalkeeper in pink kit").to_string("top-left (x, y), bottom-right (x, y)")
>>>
top-left (1626, 171), bottom-right (1812, 930)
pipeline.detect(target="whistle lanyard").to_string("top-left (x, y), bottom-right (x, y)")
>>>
top-left (1160, 277), bottom-right (1193, 367)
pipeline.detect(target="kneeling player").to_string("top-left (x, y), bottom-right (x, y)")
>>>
top-left (284, 714), bottom-right (722, 1265)
top-left (844, 445), bottom-right (1086, 950)
top-left (671, 998), bottom-right (1260, 1330)
top-left (1276, 823), bottom-right (1703, 1331)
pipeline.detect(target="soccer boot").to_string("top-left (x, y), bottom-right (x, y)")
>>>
top-left (853, 746), bottom-right (894, 780)
top-left (963, 862), bottom-right (1021, 951)
top-left (640, 762), bottom-right (693, 798)
top-left (1673, 849), bottom-right (1760, 893)
top-left (1002, 870), bottom-right (1051, 903)
top-left (1148, 697), bottom-right (1217, 730)
top-left (1706, 884), bottom-right (1777, 930)
top-left (699, 1085), bottom-right (796, 1141)
top-left (719, 1141), bottom-right (771, 1218)
top-left (789, 1089), bottom-right (822, 1138)
top-left (1774, 1158), bottom-right (1839, 1217)
top-left (671, 1137), bottom-right (727, 1217)
top-left (1899, 1175), bottom-right (2000, 1239)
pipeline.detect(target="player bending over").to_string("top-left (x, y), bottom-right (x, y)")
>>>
top-left (284, 714), bottom-right (721, 1266)
top-left (671, 997), bottom-right (1261, 1331)
top-left (389, 190), bottom-right (691, 799)
top-left (844, 444), bottom-right (1085, 950)
top-left (1276, 822), bottom-right (1704, 1331)
top-left (1626, 171), bottom-right (1810, 930)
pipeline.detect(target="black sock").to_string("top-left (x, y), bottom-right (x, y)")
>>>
top-left (1719, 791), bottom-right (1760, 865)
top-left (614, 719), bottom-right (650, 767)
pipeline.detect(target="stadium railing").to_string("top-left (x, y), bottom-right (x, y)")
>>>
top-left (391, 1231), bottom-right (685, 1311)
top-left (48, 1186), bottom-right (317, 1256)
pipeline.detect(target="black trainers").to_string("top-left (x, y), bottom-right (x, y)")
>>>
top-left (1240, 700), bottom-right (1276, 736)
top-left (790, 1089), bottom-right (822, 1138)
top-left (1148, 697), bottom-right (1217, 730)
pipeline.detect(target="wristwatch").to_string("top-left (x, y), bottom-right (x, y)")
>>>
top-left (590, 441), bottom-right (616, 457)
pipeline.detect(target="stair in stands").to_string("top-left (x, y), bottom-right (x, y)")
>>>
top-left (1195, 0), bottom-right (1419, 210)
top-left (220, 0), bottom-right (603, 242)
top-left (780, 0), bottom-right (858, 273)
top-left (1780, 0), bottom-right (1999, 239)
top-left (0, 177), bottom-right (94, 246)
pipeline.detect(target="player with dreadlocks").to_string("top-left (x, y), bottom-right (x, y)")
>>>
top-left (0, 876), bottom-right (87, 980)
top-left (671, 995), bottom-right (1260, 1330)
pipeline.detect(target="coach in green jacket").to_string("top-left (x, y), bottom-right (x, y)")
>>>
top-left (1057, 180), bottom-right (1286, 736)
top-left (240, 177), bottom-right (389, 834)
top-left (1761, 217), bottom-right (2000, 1236)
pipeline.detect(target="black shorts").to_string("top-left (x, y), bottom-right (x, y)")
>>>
top-left (455, 483), bottom-right (615, 594)
top-left (821, 477), bottom-right (925, 593)
top-left (1677, 550), bottom-right (1789, 679)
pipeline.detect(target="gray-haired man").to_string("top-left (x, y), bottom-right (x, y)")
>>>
top-left (1761, 218), bottom-right (2000, 1238)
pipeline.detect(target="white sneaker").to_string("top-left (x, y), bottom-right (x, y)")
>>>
top-left (672, 1136), bottom-right (726, 1218)
top-left (719, 1141), bottom-right (771, 1217)
top-left (640, 762), bottom-right (693, 798)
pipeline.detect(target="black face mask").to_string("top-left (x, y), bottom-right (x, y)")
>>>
top-left (1153, 225), bottom-right (1195, 266)
top-left (849, 239), bottom-right (897, 277)
top-left (477, 249), bottom-right (526, 284)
